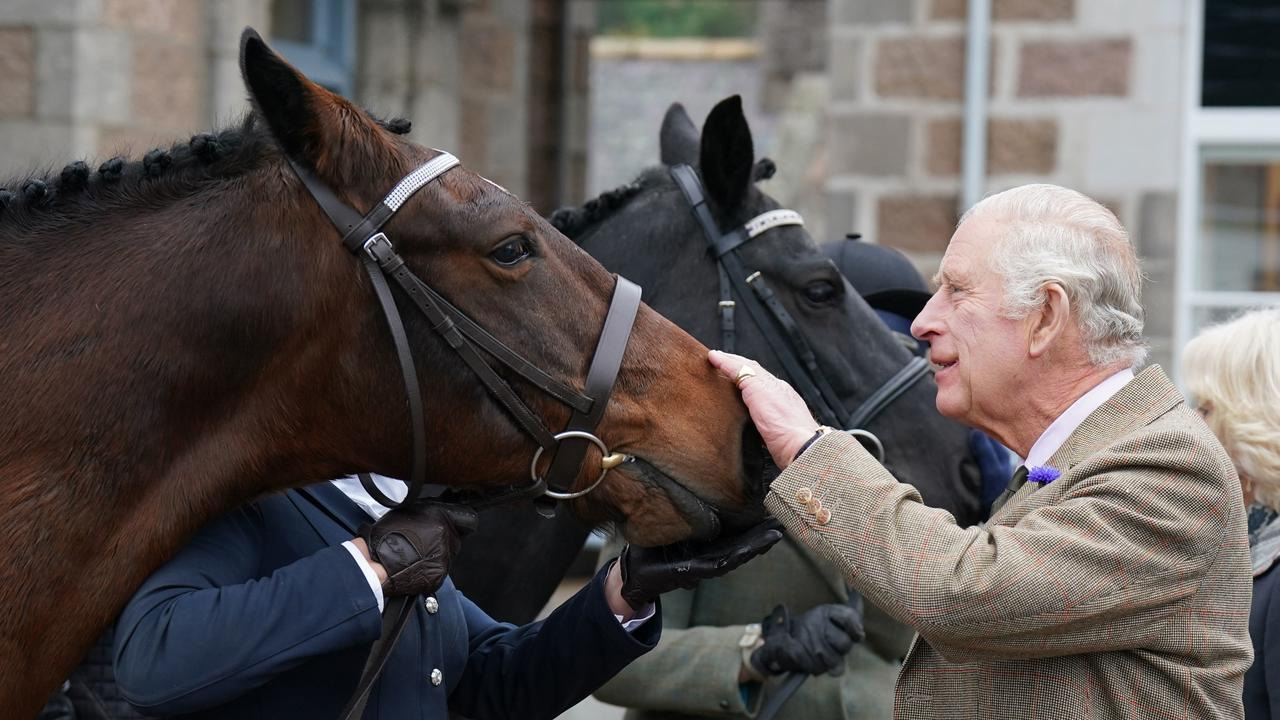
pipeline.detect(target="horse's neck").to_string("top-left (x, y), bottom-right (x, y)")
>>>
top-left (0, 193), bottom-right (368, 711)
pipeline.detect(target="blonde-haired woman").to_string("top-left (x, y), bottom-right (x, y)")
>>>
top-left (1183, 307), bottom-right (1280, 719)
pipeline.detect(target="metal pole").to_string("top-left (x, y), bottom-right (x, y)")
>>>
top-left (961, 0), bottom-right (992, 213)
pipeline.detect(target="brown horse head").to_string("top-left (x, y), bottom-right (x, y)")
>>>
top-left (0, 29), bottom-right (760, 715)
top-left (234, 30), bottom-right (762, 539)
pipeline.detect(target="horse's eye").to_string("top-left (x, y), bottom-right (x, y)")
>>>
top-left (802, 280), bottom-right (839, 305)
top-left (490, 236), bottom-right (534, 267)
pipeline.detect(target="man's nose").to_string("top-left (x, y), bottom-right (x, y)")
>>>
top-left (910, 292), bottom-right (943, 341)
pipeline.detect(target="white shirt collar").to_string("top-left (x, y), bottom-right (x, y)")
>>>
top-left (330, 474), bottom-right (407, 521)
top-left (1022, 368), bottom-right (1134, 469)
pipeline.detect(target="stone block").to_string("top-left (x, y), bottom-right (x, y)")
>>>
top-left (459, 21), bottom-right (515, 91)
top-left (35, 29), bottom-right (82, 122)
top-left (572, 29), bottom-right (591, 93)
top-left (1018, 38), bottom-right (1131, 97)
top-left (762, 0), bottom-right (826, 77)
top-left (926, 117), bottom-right (1058, 176)
top-left (132, 40), bottom-right (200, 131)
top-left (878, 195), bottom-right (959, 253)
top-left (97, 125), bottom-right (168, 156)
top-left (875, 35), bottom-right (991, 101)
top-left (828, 112), bottom-right (910, 177)
top-left (826, 189), bottom-right (858, 237)
top-left (1137, 191), bottom-right (1177, 260)
top-left (102, 0), bottom-right (200, 42)
top-left (76, 29), bottom-right (131, 124)
top-left (833, 0), bottom-right (912, 25)
top-left (829, 35), bottom-right (861, 101)
top-left (0, 27), bottom-right (35, 118)
top-left (1081, 110), bottom-right (1178, 193)
top-left (931, 0), bottom-right (1074, 21)
top-left (0, 0), bottom-right (94, 25)
top-left (459, 92), bottom-right (489, 174)
top-left (486, 95), bottom-right (525, 193)
top-left (0, 120), bottom-right (79, 178)
top-left (1141, 258), bottom-right (1175, 340)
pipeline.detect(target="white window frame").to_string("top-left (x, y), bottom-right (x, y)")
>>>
top-left (1176, 0), bottom-right (1280, 374)
top-left (271, 0), bottom-right (357, 97)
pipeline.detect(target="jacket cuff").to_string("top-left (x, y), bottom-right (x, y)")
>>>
top-left (584, 563), bottom-right (662, 652)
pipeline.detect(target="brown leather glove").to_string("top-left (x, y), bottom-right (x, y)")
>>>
top-left (358, 501), bottom-right (478, 597)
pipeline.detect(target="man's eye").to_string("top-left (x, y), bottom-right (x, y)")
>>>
top-left (489, 236), bottom-right (534, 267)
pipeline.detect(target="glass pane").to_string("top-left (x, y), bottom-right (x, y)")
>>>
top-left (1190, 305), bottom-right (1268, 336)
top-left (1202, 0), bottom-right (1280, 107)
top-left (1198, 150), bottom-right (1280, 292)
top-left (272, 0), bottom-right (314, 44)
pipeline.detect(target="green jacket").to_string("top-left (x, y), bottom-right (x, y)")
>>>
top-left (594, 533), bottom-right (912, 719)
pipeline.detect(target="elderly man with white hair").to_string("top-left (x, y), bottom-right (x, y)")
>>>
top-left (710, 184), bottom-right (1252, 719)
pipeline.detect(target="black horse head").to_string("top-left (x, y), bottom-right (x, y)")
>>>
top-left (561, 96), bottom-right (983, 524)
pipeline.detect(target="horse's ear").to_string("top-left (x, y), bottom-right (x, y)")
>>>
top-left (659, 102), bottom-right (700, 166)
top-left (239, 28), bottom-right (377, 178)
top-left (699, 95), bottom-right (754, 212)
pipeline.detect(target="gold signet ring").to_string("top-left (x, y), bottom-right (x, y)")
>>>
top-left (734, 365), bottom-right (757, 387)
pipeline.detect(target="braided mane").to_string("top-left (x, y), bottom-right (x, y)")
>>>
top-left (0, 113), bottom-right (412, 230)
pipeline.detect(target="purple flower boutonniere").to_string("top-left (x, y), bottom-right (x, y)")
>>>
top-left (1028, 466), bottom-right (1061, 486)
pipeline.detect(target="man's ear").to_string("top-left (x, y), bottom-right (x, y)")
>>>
top-left (659, 102), bottom-right (700, 166)
top-left (1027, 283), bottom-right (1073, 359)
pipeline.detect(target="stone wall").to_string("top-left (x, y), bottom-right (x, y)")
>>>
top-left (0, 0), bottom-right (588, 215)
top-left (0, 0), bottom-right (267, 174)
top-left (356, 0), bottom-right (592, 211)
top-left (824, 0), bottom-right (1186, 368)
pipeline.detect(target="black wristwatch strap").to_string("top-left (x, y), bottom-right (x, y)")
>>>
top-left (791, 426), bottom-right (834, 462)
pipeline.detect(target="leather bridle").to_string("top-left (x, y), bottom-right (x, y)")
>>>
top-left (286, 150), bottom-right (642, 719)
top-left (669, 164), bottom-right (930, 460)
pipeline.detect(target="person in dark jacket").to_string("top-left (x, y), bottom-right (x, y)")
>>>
top-left (1183, 308), bottom-right (1280, 719)
top-left (112, 475), bottom-right (781, 720)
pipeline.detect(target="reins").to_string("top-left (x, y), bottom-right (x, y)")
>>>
top-left (668, 164), bottom-right (931, 460)
top-left (285, 150), bottom-right (642, 720)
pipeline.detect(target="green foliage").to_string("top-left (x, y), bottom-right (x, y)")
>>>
top-left (597, 0), bottom-right (759, 38)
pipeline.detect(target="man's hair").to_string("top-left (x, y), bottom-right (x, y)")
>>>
top-left (1182, 308), bottom-right (1280, 509)
top-left (962, 184), bottom-right (1147, 368)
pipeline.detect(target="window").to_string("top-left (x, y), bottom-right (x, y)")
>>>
top-left (270, 0), bottom-right (356, 96)
top-left (1175, 0), bottom-right (1280, 370)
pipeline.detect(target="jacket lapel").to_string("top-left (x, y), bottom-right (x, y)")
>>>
top-left (988, 365), bottom-right (1184, 526)
top-left (289, 483), bottom-right (374, 544)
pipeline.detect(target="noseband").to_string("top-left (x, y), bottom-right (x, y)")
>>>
top-left (287, 151), bottom-right (641, 511)
top-left (669, 164), bottom-right (930, 461)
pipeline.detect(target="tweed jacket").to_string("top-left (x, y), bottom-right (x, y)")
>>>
top-left (765, 366), bottom-right (1252, 720)
top-left (593, 533), bottom-right (912, 719)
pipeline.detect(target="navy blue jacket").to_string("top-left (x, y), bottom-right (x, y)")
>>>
top-left (112, 484), bottom-right (659, 719)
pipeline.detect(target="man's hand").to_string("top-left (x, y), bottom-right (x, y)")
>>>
top-left (707, 350), bottom-right (819, 469)
top-left (749, 603), bottom-right (865, 677)
top-left (357, 500), bottom-right (478, 597)
top-left (614, 519), bottom-right (785, 611)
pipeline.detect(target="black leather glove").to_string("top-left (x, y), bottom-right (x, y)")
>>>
top-left (617, 519), bottom-right (784, 611)
top-left (358, 500), bottom-right (478, 598)
top-left (750, 602), bottom-right (866, 677)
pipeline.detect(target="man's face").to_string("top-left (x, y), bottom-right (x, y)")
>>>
top-left (910, 217), bottom-right (1029, 428)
